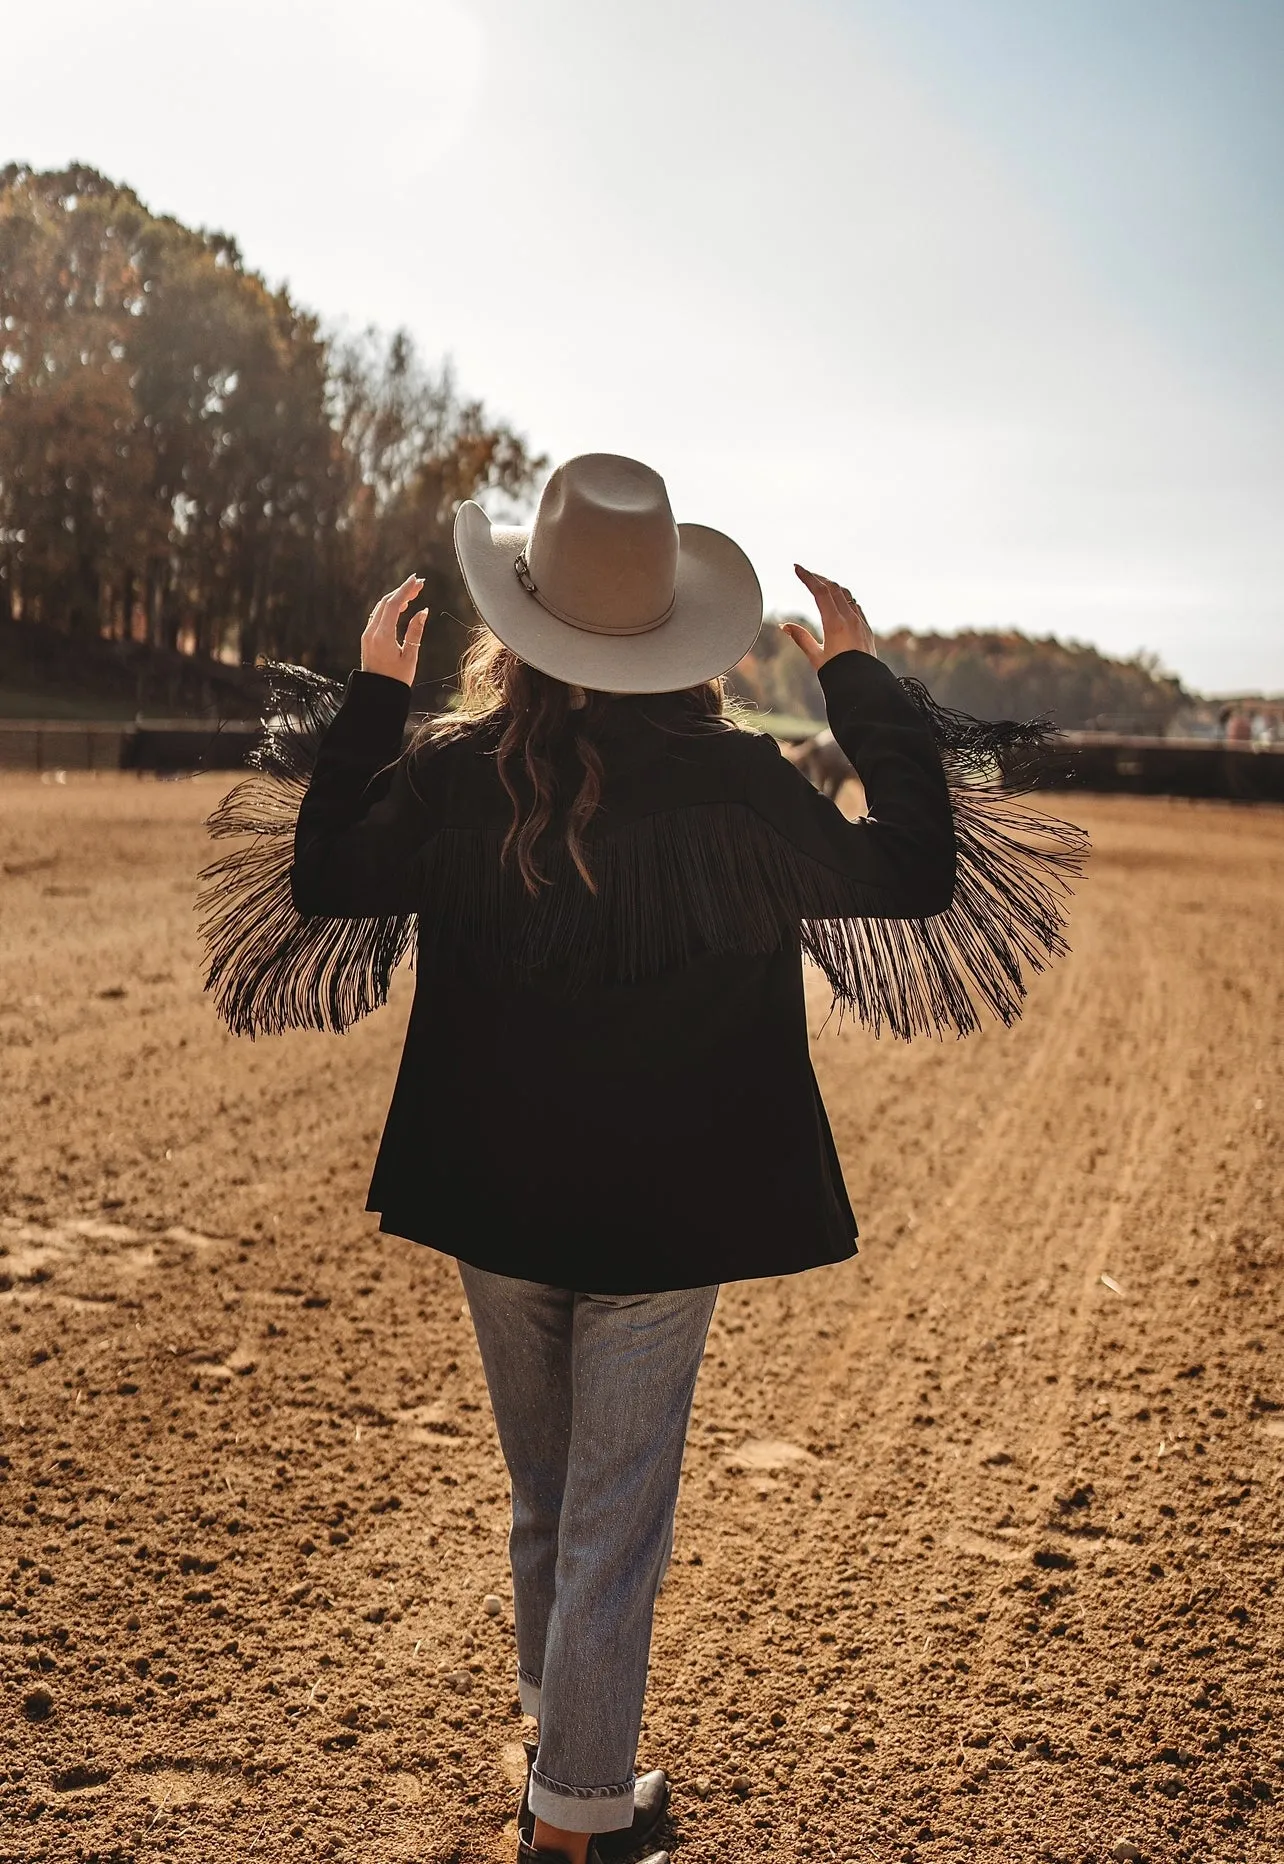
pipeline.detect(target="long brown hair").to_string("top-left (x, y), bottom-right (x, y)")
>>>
top-left (408, 629), bottom-right (734, 896)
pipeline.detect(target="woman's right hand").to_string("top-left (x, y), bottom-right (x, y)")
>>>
top-left (782, 564), bottom-right (878, 668)
top-left (361, 575), bottom-right (429, 684)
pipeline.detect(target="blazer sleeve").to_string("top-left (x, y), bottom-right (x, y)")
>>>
top-left (743, 650), bottom-right (957, 917)
top-left (289, 669), bottom-right (440, 919)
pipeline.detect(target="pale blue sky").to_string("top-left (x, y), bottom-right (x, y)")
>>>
top-left (7, 0), bottom-right (1281, 690)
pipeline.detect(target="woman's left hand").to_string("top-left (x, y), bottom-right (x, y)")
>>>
top-left (782, 565), bottom-right (877, 668)
top-left (361, 575), bottom-right (429, 685)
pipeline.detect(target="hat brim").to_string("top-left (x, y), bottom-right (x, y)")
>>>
top-left (453, 501), bottom-right (763, 693)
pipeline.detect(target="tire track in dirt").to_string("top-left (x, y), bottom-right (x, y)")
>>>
top-left (649, 800), bottom-right (1284, 1862)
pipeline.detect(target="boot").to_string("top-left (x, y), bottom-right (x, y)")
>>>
top-left (517, 1741), bottom-right (670, 1863)
top-left (516, 1839), bottom-right (670, 1864)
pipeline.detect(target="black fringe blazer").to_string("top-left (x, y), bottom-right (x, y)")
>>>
top-left (198, 650), bottom-right (1086, 1292)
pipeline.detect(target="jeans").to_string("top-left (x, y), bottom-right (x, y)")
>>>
top-left (458, 1264), bottom-right (719, 1834)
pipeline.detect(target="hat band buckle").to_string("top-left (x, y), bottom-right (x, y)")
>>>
top-left (513, 553), bottom-right (676, 638)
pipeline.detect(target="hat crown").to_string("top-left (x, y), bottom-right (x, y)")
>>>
top-left (525, 454), bottom-right (679, 636)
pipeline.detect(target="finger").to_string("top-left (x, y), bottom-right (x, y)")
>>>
top-left (372, 576), bottom-right (424, 635)
top-left (402, 606), bottom-right (429, 648)
top-left (793, 564), bottom-right (842, 632)
top-left (813, 572), bottom-right (865, 629)
top-left (814, 571), bottom-right (851, 607)
top-left (798, 564), bottom-right (841, 593)
top-left (387, 575), bottom-right (424, 631)
top-left (365, 590), bottom-right (398, 635)
top-left (781, 621), bottom-right (823, 669)
top-left (810, 579), bottom-right (847, 634)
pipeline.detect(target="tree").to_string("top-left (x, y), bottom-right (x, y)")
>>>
top-left (730, 618), bottom-right (1190, 734)
top-left (875, 628), bottom-right (1188, 733)
top-left (0, 165), bottom-right (544, 688)
top-left (325, 326), bottom-right (540, 686)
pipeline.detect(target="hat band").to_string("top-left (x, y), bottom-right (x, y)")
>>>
top-left (514, 553), bottom-right (676, 637)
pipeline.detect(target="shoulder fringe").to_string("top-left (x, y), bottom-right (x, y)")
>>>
top-left (197, 660), bottom-right (1088, 1040)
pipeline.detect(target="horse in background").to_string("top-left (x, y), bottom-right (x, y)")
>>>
top-left (785, 726), bottom-right (855, 801)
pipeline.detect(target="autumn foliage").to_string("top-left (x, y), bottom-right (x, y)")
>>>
top-left (3, 165), bottom-right (1195, 727)
top-left (0, 165), bottom-right (543, 688)
top-left (733, 619), bottom-right (1189, 734)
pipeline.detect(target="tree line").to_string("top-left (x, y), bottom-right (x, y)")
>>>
top-left (0, 165), bottom-right (544, 689)
top-left (3, 165), bottom-right (1193, 728)
top-left (733, 620), bottom-right (1190, 734)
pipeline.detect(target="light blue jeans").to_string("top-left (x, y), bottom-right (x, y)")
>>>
top-left (458, 1264), bottom-right (719, 1834)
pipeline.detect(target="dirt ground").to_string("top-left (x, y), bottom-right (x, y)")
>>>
top-left (1, 772), bottom-right (1281, 1864)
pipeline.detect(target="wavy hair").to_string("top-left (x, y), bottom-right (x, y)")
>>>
top-left (407, 629), bottom-right (734, 896)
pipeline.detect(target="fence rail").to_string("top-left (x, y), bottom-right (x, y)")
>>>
top-left (1020, 733), bottom-right (1284, 803)
top-left (2, 719), bottom-right (1283, 801)
top-left (0, 719), bottom-right (259, 773)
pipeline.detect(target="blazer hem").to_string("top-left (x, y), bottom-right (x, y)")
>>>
top-left (366, 1205), bottom-right (858, 1295)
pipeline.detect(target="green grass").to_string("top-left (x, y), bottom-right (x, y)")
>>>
top-left (743, 709), bottom-right (825, 742)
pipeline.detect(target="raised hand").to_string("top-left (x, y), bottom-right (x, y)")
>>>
top-left (360, 575), bottom-right (429, 685)
top-left (782, 564), bottom-right (877, 669)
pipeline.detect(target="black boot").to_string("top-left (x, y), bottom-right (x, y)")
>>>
top-left (517, 1741), bottom-right (670, 1863)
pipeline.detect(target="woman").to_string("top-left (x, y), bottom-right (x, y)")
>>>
top-left (200, 453), bottom-right (1084, 1864)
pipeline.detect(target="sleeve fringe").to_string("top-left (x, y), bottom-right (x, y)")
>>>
top-left (819, 680), bottom-right (1090, 1036)
top-left (196, 662), bottom-right (415, 1038)
top-left (196, 660), bottom-right (1088, 1040)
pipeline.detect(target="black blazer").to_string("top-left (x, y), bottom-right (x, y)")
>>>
top-left (199, 649), bottom-right (1084, 1292)
top-left (293, 651), bottom-right (956, 1291)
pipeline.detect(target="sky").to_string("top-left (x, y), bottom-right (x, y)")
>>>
top-left (5, 0), bottom-right (1282, 691)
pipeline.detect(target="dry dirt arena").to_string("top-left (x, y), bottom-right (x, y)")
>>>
top-left (1, 773), bottom-right (1282, 1864)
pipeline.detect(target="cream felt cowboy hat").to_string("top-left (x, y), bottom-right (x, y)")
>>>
top-left (453, 452), bottom-right (763, 693)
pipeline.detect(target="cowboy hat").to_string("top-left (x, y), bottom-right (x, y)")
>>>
top-left (453, 452), bottom-right (763, 693)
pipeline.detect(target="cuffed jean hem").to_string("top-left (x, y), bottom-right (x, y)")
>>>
top-left (527, 1767), bottom-right (636, 1836)
top-left (518, 1668), bottom-right (542, 1719)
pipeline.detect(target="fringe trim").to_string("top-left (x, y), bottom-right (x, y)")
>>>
top-left (846, 685), bottom-right (1090, 1036)
top-left (196, 660), bottom-right (1088, 1040)
top-left (896, 677), bottom-right (1054, 786)
top-left (196, 663), bottom-right (415, 1038)
top-left (813, 786), bottom-right (1086, 1038)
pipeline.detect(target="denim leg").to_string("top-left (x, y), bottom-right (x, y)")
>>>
top-left (528, 1284), bottom-right (718, 1834)
top-left (457, 1265), bottom-right (575, 1715)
